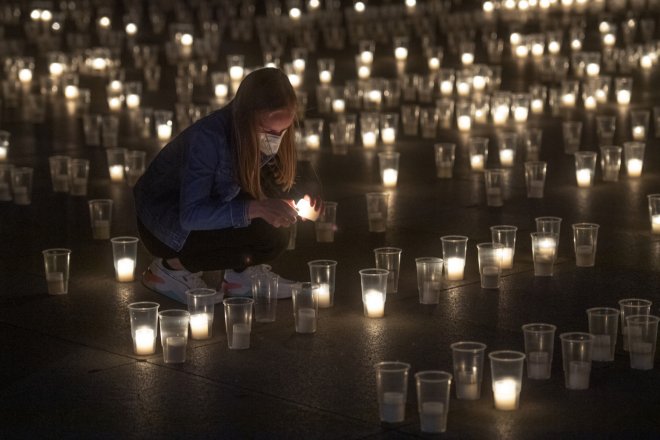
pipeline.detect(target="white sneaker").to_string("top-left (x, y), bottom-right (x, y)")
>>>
top-left (142, 259), bottom-right (222, 304)
top-left (222, 265), bottom-right (296, 299)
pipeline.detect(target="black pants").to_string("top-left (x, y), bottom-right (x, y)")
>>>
top-left (137, 218), bottom-right (289, 273)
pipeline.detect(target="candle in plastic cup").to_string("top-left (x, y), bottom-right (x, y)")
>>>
top-left (296, 198), bottom-right (320, 221)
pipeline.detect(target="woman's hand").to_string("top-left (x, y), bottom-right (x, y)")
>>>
top-left (248, 199), bottom-right (298, 228)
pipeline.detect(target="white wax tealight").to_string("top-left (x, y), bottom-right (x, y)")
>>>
top-left (576, 169), bottom-right (592, 187)
top-left (360, 51), bottom-right (373, 64)
top-left (456, 81), bottom-right (470, 97)
top-left (109, 164), bottom-right (124, 182)
top-left (456, 370), bottom-right (480, 399)
top-left (108, 96), bottom-right (122, 111)
top-left (537, 238), bottom-right (556, 260)
top-left (499, 247), bottom-right (514, 269)
top-left (457, 115), bottom-right (471, 131)
top-left (470, 155), bottom-right (484, 171)
top-left (134, 328), bottom-right (156, 355)
top-left (306, 134), bottom-right (320, 149)
top-left (231, 323), bottom-right (251, 349)
top-left (584, 96), bottom-right (597, 110)
top-left (420, 402), bottom-right (445, 433)
top-left (567, 360), bottom-right (590, 389)
top-left (319, 70), bottom-right (332, 84)
top-left (358, 66), bottom-right (371, 79)
top-left (445, 257), bottom-right (465, 281)
top-left (381, 128), bottom-right (396, 144)
top-left (164, 336), bottom-right (187, 363)
top-left (190, 314), bottom-right (210, 339)
top-left (296, 307), bottom-right (316, 333)
top-left (49, 62), bottom-right (64, 76)
top-left (472, 75), bottom-right (486, 91)
top-left (630, 342), bottom-right (654, 370)
top-left (18, 68), bottom-right (33, 83)
top-left (296, 198), bottom-right (320, 221)
top-left (461, 52), bottom-right (474, 65)
top-left (64, 85), bottom-right (79, 100)
top-left (627, 159), bottom-right (643, 177)
top-left (13, 186), bottom-right (30, 205)
top-left (575, 245), bottom-right (594, 267)
top-left (428, 57), bottom-right (440, 71)
top-left (332, 99), bottom-right (345, 113)
top-left (481, 265), bottom-right (500, 288)
top-left (157, 123), bottom-right (172, 141)
top-left (651, 215), bottom-right (660, 234)
top-left (632, 126), bottom-right (645, 141)
top-left (493, 378), bottom-right (519, 410)
top-left (493, 106), bottom-right (509, 125)
top-left (499, 149), bottom-right (514, 166)
top-left (364, 289), bottom-right (385, 318)
top-left (440, 81), bottom-right (453, 96)
top-left (513, 107), bottom-right (528, 122)
top-left (116, 257), bottom-right (135, 282)
top-left (125, 94), bottom-right (140, 109)
top-left (486, 187), bottom-right (503, 207)
top-left (529, 180), bottom-right (544, 198)
top-left (380, 391), bottom-right (405, 423)
top-left (46, 272), bottom-right (66, 295)
top-left (531, 99), bottom-right (544, 114)
top-left (229, 66), bottom-right (244, 81)
top-left (215, 84), bottom-right (228, 99)
top-left (0, 146), bottom-right (7, 161)
top-left (382, 168), bottom-right (398, 187)
top-left (92, 57), bottom-right (107, 71)
top-left (586, 63), bottom-right (600, 77)
top-left (562, 93), bottom-right (576, 107)
top-left (362, 131), bottom-right (377, 148)
top-left (616, 90), bottom-right (631, 105)
top-left (394, 47), bottom-right (408, 61)
top-left (317, 283), bottom-right (332, 308)
top-left (527, 351), bottom-right (550, 379)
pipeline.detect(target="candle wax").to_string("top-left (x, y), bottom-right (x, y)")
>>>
top-left (134, 328), bottom-right (156, 355)
top-left (380, 392), bottom-right (405, 423)
top-left (317, 283), bottom-right (332, 308)
top-left (567, 361), bottom-right (590, 390)
top-left (116, 257), bottom-right (135, 282)
top-left (382, 168), bottom-right (398, 187)
top-left (445, 257), bottom-right (465, 281)
top-left (163, 336), bottom-right (187, 363)
top-left (364, 290), bottom-right (385, 318)
top-left (493, 378), bottom-right (519, 410)
top-left (420, 402), bottom-right (446, 433)
top-left (296, 307), bottom-right (316, 333)
top-left (47, 272), bottom-right (66, 295)
top-left (190, 313), bottom-right (210, 339)
top-left (231, 323), bottom-right (251, 349)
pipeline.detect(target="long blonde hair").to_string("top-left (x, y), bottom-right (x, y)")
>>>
top-left (231, 68), bottom-right (298, 200)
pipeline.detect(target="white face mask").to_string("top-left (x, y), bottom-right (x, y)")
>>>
top-left (259, 130), bottom-right (286, 156)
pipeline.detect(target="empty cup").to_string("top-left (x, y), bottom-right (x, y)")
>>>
top-left (524, 161), bottom-right (547, 198)
top-left (572, 223), bottom-right (599, 267)
top-left (374, 247), bottom-right (402, 294)
top-left (434, 143), bottom-right (455, 179)
top-left (69, 158), bottom-right (90, 196)
top-left (365, 192), bottom-right (389, 233)
top-left (484, 169), bottom-right (505, 207)
top-left (251, 272), bottom-right (278, 322)
top-left (315, 201), bottom-right (337, 243)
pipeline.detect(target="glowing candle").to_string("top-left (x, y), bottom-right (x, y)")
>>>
top-left (319, 70), bottom-right (332, 84)
top-left (382, 168), bottom-right (398, 187)
top-left (428, 57), bottom-right (440, 70)
top-left (640, 55), bottom-right (653, 69)
top-left (632, 126), bottom-right (645, 140)
top-left (108, 96), bottom-right (122, 111)
top-left (461, 52), bottom-right (474, 65)
top-left (562, 93), bottom-right (576, 107)
top-left (456, 81), bottom-right (470, 97)
top-left (214, 83), bottom-right (228, 99)
top-left (499, 247), bottom-right (514, 269)
top-left (49, 62), bottom-right (63, 76)
top-left (362, 131), bottom-right (377, 148)
top-left (125, 94), bottom-right (140, 109)
top-left (134, 328), bottom-right (156, 355)
top-left (616, 90), bottom-right (631, 105)
top-left (584, 96), bottom-right (597, 110)
top-left (317, 283), bottom-right (331, 308)
top-left (493, 378), bottom-right (518, 410)
top-left (470, 154), bottom-right (484, 171)
top-left (548, 41), bottom-right (561, 54)
top-left (229, 66), bottom-right (244, 81)
top-left (0, 146), bottom-right (7, 160)
top-left (332, 99), bottom-right (345, 113)
top-left (576, 169), bottom-right (591, 187)
top-left (627, 159), bottom-right (643, 177)
top-left (364, 290), bottom-right (385, 318)
top-left (472, 75), bottom-right (486, 91)
top-left (360, 51), bottom-right (373, 64)
top-left (537, 238), bottom-right (556, 260)
top-left (157, 123), bottom-right (172, 141)
top-left (18, 68), bottom-right (33, 83)
top-left (457, 115), bottom-right (471, 131)
top-left (287, 72), bottom-right (301, 87)
top-left (586, 63), bottom-right (600, 77)
top-left (445, 257), bottom-right (465, 280)
top-left (109, 165), bottom-right (124, 182)
top-left (394, 47), bottom-right (408, 61)
top-left (92, 57), bottom-right (107, 71)
top-left (381, 128), bottom-right (396, 144)
top-left (500, 149), bottom-right (514, 166)
top-left (493, 106), bottom-right (509, 125)
top-left (64, 85), bottom-right (79, 99)
top-left (189, 313), bottom-right (209, 339)
top-left (306, 134), bottom-right (320, 149)
top-left (531, 99), bottom-right (543, 114)
top-left (652, 215), bottom-right (660, 234)
top-left (296, 198), bottom-right (320, 221)
top-left (293, 59), bottom-right (305, 74)
top-left (116, 257), bottom-right (135, 282)
top-left (513, 107), bottom-right (528, 122)
top-left (440, 81), bottom-right (453, 96)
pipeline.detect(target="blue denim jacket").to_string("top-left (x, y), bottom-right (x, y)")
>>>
top-left (134, 105), bottom-right (261, 251)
